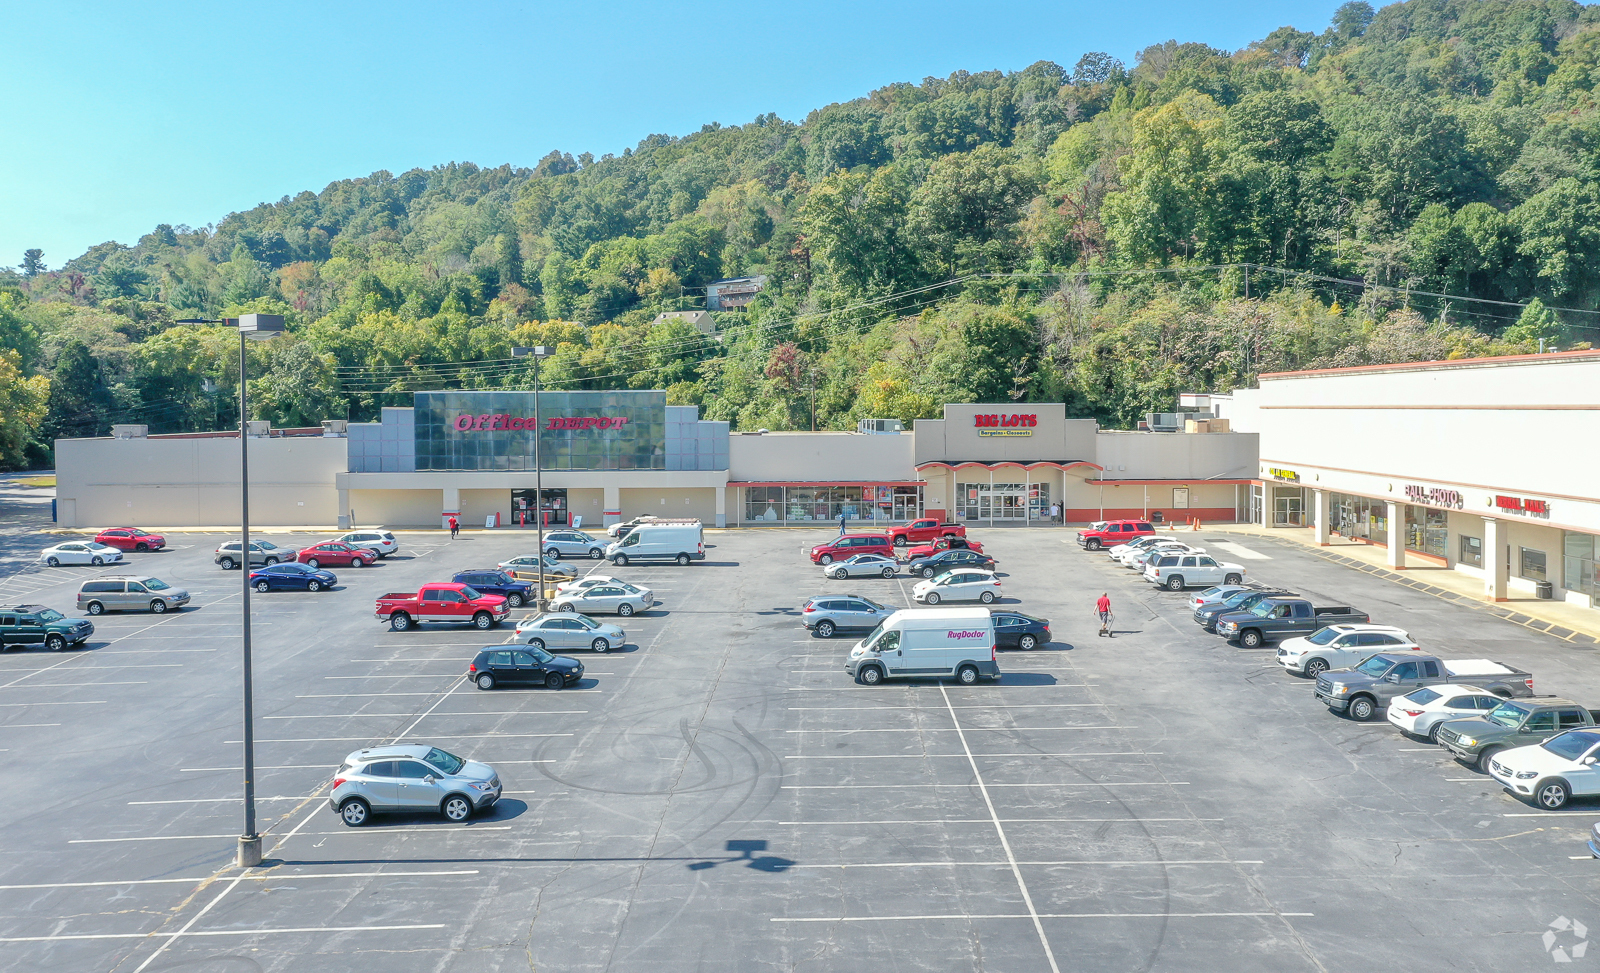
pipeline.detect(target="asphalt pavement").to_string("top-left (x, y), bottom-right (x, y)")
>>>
top-left (0, 501), bottom-right (1595, 972)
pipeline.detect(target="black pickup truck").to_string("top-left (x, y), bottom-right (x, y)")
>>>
top-left (1212, 597), bottom-right (1370, 648)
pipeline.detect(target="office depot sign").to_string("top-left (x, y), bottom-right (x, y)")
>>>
top-left (452, 414), bottom-right (631, 432)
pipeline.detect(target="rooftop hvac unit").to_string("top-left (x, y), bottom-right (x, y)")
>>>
top-left (1145, 413), bottom-right (1183, 433)
top-left (857, 418), bottom-right (906, 435)
top-left (112, 424), bottom-right (148, 439)
top-left (246, 420), bottom-right (271, 438)
top-left (321, 419), bottom-right (349, 437)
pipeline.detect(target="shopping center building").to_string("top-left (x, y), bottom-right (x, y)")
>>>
top-left (1222, 349), bottom-right (1600, 609)
top-left (54, 395), bottom-right (1257, 533)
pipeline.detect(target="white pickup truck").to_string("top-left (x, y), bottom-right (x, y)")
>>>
top-left (1276, 624), bottom-right (1420, 678)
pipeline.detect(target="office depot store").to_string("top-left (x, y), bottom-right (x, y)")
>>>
top-left (1226, 350), bottom-right (1600, 608)
top-left (55, 394), bottom-right (1258, 533)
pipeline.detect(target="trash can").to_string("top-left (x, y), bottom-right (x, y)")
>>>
top-left (1536, 580), bottom-right (1554, 599)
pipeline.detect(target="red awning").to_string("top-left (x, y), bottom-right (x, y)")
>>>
top-left (914, 461), bottom-right (1104, 473)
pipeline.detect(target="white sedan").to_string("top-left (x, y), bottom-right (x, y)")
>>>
top-left (40, 542), bottom-right (124, 567)
top-left (554, 575), bottom-right (653, 606)
top-left (1189, 584), bottom-right (1251, 611)
top-left (1386, 684), bottom-right (1504, 742)
top-left (912, 569), bottom-right (1002, 605)
top-left (1488, 728), bottom-right (1600, 809)
top-left (825, 553), bottom-right (899, 580)
top-left (1276, 624), bottom-right (1419, 677)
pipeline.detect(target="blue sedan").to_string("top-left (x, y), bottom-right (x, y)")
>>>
top-left (249, 562), bottom-right (337, 592)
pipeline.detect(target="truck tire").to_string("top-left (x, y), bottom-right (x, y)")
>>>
top-left (1537, 779), bottom-right (1572, 810)
top-left (45, 634), bottom-right (66, 651)
top-left (1304, 658), bottom-right (1330, 678)
top-left (473, 611), bottom-right (493, 629)
top-left (506, 593), bottom-right (524, 608)
top-left (1165, 575), bottom-right (1185, 591)
top-left (858, 665), bottom-right (884, 685)
top-left (676, 553), bottom-right (691, 566)
top-left (1224, 573), bottom-right (1242, 585)
top-left (1347, 695), bottom-right (1377, 721)
top-left (1476, 746), bottom-right (1505, 773)
top-left (1086, 539), bottom-right (1102, 550)
top-left (390, 612), bottom-right (412, 632)
top-left (614, 554), bottom-right (629, 566)
top-left (957, 664), bottom-right (979, 685)
top-left (1239, 629), bottom-right (1263, 648)
top-left (893, 536), bottom-right (907, 547)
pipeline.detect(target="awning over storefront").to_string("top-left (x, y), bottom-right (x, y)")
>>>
top-left (730, 480), bottom-right (926, 487)
top-left (915, 461), bottom-right (1104, 473)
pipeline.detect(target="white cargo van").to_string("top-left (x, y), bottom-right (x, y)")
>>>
top-left (845, 607), bottom-right (1000, 686)
top-left (606, 522), bottom-right (705, 565)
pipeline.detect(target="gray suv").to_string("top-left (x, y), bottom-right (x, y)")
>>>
top-left (329, 744), bottom-right (501, 826)
top-left (801, 594), bottom-right (896, 639)
top-left (77, 576), bottom-right (191, 615)
top-left (214, 540), bottom-right (297, 569)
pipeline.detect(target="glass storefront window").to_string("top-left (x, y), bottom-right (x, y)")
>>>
top-left (745, 486), bottom-right (785, 522)
top-left (1331, 493), bottom-right (1388, 541)
top-left (1460, 535), bottom-right (1483, 567)
top-left (1273, 488), bottom-right (1305, 527)
top-left (1564, 533), bottom-right (1597, 604)
top-left (1520, 547), bottom-right (1548, 582)
top-left (955, 481), bottom-right (1038, 522)
top-left (743, 486), bottom-right (921, 524)
top-left (1404, 505), bottom-right (1448, 558)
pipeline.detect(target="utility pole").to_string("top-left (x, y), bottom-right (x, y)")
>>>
top-left (809, 368), bottom-right (816, 433)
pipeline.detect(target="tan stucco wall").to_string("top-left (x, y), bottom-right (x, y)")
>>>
top-left (620, 487), bottom-right (717, 522)
top-left (349, 489), bottom-right (439, 528)
top-left (728, 432), bottom-right (915, 481)
top-left (57, 436), bottom-right (345, 528)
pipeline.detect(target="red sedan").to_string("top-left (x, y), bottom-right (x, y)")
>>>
top-left (94, 528), bottom-right (166, 552)
top-left (297, 541), bottom-right (373, 569)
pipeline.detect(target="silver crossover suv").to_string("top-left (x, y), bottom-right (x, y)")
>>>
top-left (329, 744), bottom-right (501, 826)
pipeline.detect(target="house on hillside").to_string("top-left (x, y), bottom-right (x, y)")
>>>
top-left (652, 310), bottom-right (716, 335)
top-left (706, 276), bottom-right (766, 311)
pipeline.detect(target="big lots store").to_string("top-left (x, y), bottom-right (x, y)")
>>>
top-left (1224, 349), bottom-right (1600, 609)
top-left (53, 395), bottom-right (1258, 532)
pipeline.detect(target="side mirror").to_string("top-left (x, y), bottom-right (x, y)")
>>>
top-left (423, 774), bottom-right (437, 783)
top-left (1583, 757), bottom-right (1596, 766)
top-left (1382, 673), bottom-right (1400, 683)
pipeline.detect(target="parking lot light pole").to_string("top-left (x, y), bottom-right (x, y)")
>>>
top-left (234, 314), bottom-right (285, 868)
top-left (513, 346), bottom-right (554, 610)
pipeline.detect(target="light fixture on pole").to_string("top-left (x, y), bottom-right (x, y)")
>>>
top-left (513, 346), bottom-right (554, 610)
top-left (234, 313), bottom-right (284, 868)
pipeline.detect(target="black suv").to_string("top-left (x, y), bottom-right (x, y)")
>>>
top-left (452, 571), bottom-right (536, 609)
top-left (0, 604), bottom-right (94, 651)
top-left (905, 548), bottom-right (998, 579)
top-left (467, 646), bottom-right (583, 690)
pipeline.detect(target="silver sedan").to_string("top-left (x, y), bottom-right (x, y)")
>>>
top-left (516, 612), bottom-right (626, 652)
top-left (551, 581), bottom-right (652, 617)
top-left (542, 530), bottom-right (608, 560)
top-left (498, 554), bottom-right (578, 581)
top-left (825, 552), bottom-right (899, 580)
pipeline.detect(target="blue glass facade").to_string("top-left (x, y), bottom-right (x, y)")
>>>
top-left (414, 391), bottom-right (667, 472)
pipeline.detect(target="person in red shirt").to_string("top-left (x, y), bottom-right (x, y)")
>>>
top-left (1096, 593), bottom-right (1113, 638)
top-left (448, 515), bottom-right (459, 539)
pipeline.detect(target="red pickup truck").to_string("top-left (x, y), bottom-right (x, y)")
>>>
top-left (885, 519), bottom-right (967, 548)
top-left (904, 535), bottom-right (986, 560)
top-left (375, 583), bottom-right (511, 632)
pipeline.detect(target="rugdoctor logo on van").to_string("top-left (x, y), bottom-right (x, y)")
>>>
top-left (947, 630), bottom-right (987, 639)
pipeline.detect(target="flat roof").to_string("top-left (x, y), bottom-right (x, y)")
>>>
top-left (1258, 348), bottom-right (1600, 381)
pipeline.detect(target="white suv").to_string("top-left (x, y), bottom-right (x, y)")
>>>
top-left (338, 530), bottom-right (398, 558)
top-left (1143, 553), bottom-right (1245, 590)
top-left (1277, 624), bottom-right (1419, 678)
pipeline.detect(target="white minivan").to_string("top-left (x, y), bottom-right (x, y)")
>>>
top-left (606, 523), bottom-right (705, 566)
top-left (845, 607), bottom-right (1000, 686)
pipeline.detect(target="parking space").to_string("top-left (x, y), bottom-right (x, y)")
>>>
top-left (2, 518), bottom-right (1600, 971)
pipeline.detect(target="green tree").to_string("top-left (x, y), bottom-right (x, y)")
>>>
top-left (21, 249), bottom-right (45, 277)
top-left (43, 340), bottom-right (117, 440)
top-left (906, 145), bottom-right (1040, 276)
top-left (1501, 297), bottom-right (1562, 346)
top-left (0, 350), bottom-right (48, 469)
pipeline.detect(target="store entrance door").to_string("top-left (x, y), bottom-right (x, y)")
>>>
top-left (1273, 492), bottom-right (1304, 527)
top-left (512, 489), bottom-right (568, 528)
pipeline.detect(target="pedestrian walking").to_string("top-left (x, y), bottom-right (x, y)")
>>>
top-left (1050, 502), bottom-right (1060, 524)
top-left (1096, 592), bottom-right (1113, 638)
top-left (449, 515), bottom-right (459, 539)
top-left (838, 511), bottom-right (847, 535)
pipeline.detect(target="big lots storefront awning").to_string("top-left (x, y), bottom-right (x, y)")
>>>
top-left (914, 461), bottom-right (1105, 473)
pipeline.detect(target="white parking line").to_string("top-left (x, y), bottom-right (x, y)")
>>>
top-left (786, 860), bottom-right (1259, 869)
top-left (264, 711), bottom-right (586, 719)
top-left (298, 691), bottom-right (601, 697)
top-left (784, 726), bottom-right (1129, 733)
top-left (223, 734), bottom-right (575, 743)
top-left (181, 765), bottom-right (328, 772)
top-left (2, 923), bottom-right (447, 943)
top-left (129, 796), bottom-right (313, 805)
top-left (0, 700), bottom-right (104, 706)
top-left (0, 870), bottom-right (479, 890)
top-left (324, 674), bottom-right (456, 679)
top-left (1, 681), bottom-right (148, 687)
top-left (780, 818), bottom-right (1222, 825)
top-left (771, 912), bottom-right (1310, 923)
top-left (787, 704), bottom-right (1101, 711)
top-left (782, 782), bottom-right (1188, 789)
top-left (0, 723), bottom-right (60, 728)
top-left (71, 826), bottom-right (515, 844)
top-left (782, 752), bottom-right (1158, 759)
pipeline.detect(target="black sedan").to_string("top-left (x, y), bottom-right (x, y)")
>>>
top-left (905, 548), bottom-right (998, 579)
top-left (991, 610), bottom-right (1051, 650)
top-left (468, 646), bottom-right (583, 690)
top-left (453, 570), bottom-right (535, 608)
top-left (249, 562), bottom-right (337, 592)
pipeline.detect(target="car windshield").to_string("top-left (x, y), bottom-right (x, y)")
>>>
top-left (1487, 702), bottom-right (1532, 728)
top-left (130, 529), bottom-right (150, 537)
top-left (1220, 591), bottom-right (1257, 609)
top-left (459, 586), bottom-right (482, 599)
top-left (1405, 688), bottom-right (1442, 705)
top-left (38, 609), bottom-right (63, 622)
top-left (618, 582), bottom-right (644, 594)
top-left (1541, 730), bottom-right (1600, 761)
top-left (861, 621), bottom-right (888, 648)
top-left (144, 578), bottom-right (171, 590)
top-left (1353, 656), bottom-right (1393, 676)
top-left (530, 647), bottom-right (555, 663)
top-left (422, 747), bottom-right (465, 775)
top-left (1198, 586), bottom-right (1223, 598)
top-left (1307, 628), bottom-right (1343, 646)
top-left (491, 573), bottom-right (513, 584)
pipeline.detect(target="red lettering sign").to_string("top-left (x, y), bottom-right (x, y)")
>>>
top-left (452, 414), bottom-right (630, 433)
top-left (973, 413), bottom-right (1037, 428)
top-left (1495, 494), bottom-right (1552, 516)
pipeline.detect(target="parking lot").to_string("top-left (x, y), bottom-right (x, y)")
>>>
top-left (1, 497), bottom-right (1598, 972)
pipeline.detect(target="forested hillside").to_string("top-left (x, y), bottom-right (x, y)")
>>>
top-left (3, 0), bottom-right (1596, 468)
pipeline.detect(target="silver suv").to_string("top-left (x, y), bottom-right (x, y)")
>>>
top-left (329, 744), bottom-right (501, 826)
top-left (801, 593), bottom-right (896, 639)
top-left (214, 540), bottom-right (297, 569)
top-left (339, 530), bottom-right (398, 558)
top-left (77, 576), bottom-right (191, 615)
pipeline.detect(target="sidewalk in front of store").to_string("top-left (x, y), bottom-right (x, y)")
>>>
top-left (1202, 522), bottom-right (1600, 644)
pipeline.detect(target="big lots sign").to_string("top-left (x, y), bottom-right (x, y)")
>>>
top-left (453, 413), bottom-right (631, 432)
top-left (973, 413), bottom-right (1037, 428)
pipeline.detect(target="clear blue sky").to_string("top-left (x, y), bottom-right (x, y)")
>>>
top-left (1, 0), bottom-right (1343, 268)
